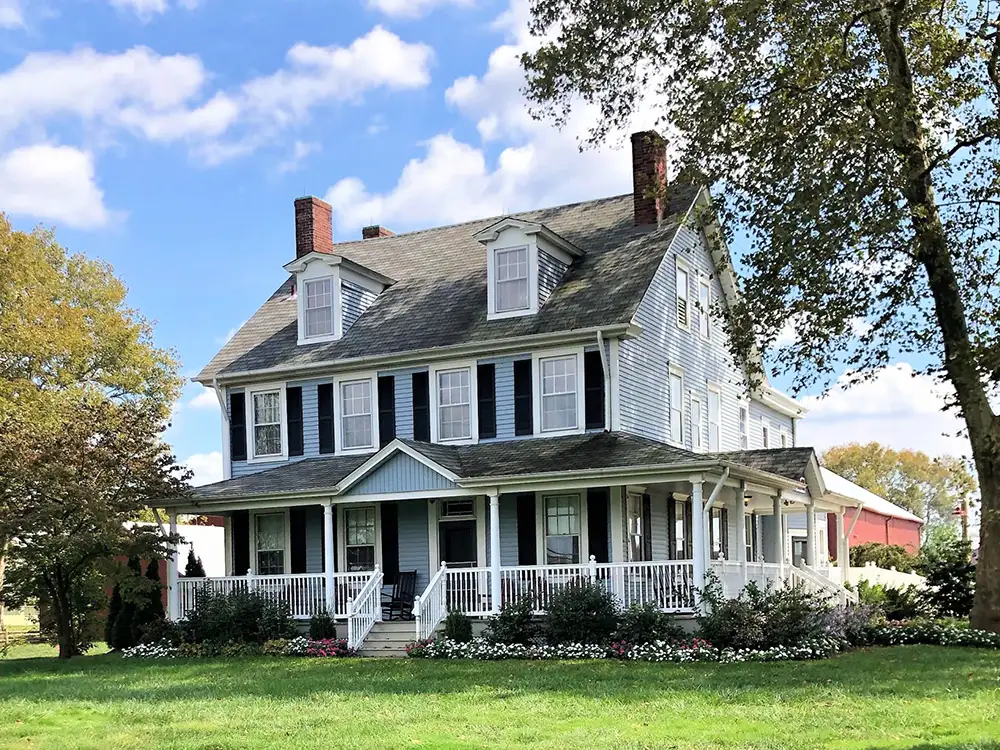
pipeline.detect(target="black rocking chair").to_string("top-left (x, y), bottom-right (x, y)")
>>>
top-left (381, 570), bottom-right (417, 620)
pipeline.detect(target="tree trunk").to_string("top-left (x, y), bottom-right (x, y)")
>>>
top-left (0, 549), bottom-right (6, 632)
top-left (868, 8), bottom-right (1000, 631)
top-left (51, 572), bottom-right (79, 659)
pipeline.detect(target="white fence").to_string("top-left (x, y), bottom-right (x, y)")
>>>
top-left (847, 562), bottom-right (926, 589)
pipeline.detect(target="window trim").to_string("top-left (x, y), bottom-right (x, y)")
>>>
top-left (698, 274), bottom-right (711, 340)
top-left (429, 361), bottom-right (479, 445)
top-left (761, 416), bottom-right (771, 449)
top-left (245, 382), bottom-right (288, 463)
top-left (690, 393), bottom-right (705, 453)
top-left (248, 508), bottom-right (290, 576)
top-left (337, 503), bottom-right (381, 573)
top-left (780, 427), bottom-right (790, 448)
top-left (707, 382), bottom-right (722, 452)
top-left (302, 275), bottom-right (336, 341)
top-left (295, 259), bottom-right (343, 345)
top-left (536, 492), bottom-right (588, 565)
top-left (675, 256), bottom-right (691, 331)
top-left (487, 243), bottom-right (539, 320)
top-left (492, 245), bottom-right (532, 315)
top-left (738, 400), bottom-right (750, 451)
top-left (668, 365), bottom-right (684, 447)
top-left (333, 373), bottom-right (379, 455)
top-left (532, 348), bottom-right (586, 437)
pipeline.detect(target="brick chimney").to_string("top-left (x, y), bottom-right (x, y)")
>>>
top-left (362, 225), bottom-right (395, 239)
top-left (631, 131), bottom-right (668, 226)
top-left (294, 196), bottom-right (334, 258)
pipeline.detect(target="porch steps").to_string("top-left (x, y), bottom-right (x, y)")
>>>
top-left (356, 620), bottom-right (421, 658)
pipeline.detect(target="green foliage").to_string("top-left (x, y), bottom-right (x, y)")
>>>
top-left (855, 580), bottom-right (933, 621)
top-left (183, 588), bottom-right (295, 647)
top-left (850, 543), bottom-right (920, 573)
top-left (544, 580), bottom-right (619, 645)
top-left (485, 595), bottom-right (537, 645)
top-left (139, 618), bottom-right (183, 647)
top-left (443, 610), bottom-right (473, 643)
top-left (109, 557), bottom-right (142, 651)
top-left (132, 559), bottom-right (165, 643)
top-left (308, 609), bottom-right (336, 640)
top-left (614, 603), bottom-right (685, 645)
top-left (104, 583), bottom-right (122, 648)
top-left (920, 529), bottom-right (976, 618)
top-left (184, 550), bottom-right (206, 578)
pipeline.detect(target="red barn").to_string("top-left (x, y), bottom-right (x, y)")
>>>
top-left (822, 469), bottom-right (924, 557)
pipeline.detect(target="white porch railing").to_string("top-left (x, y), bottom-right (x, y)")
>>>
top-left (414, 562), bottom-right (448, 642)
top-left (710, 560), bottom-right (785, 598)
top-left (176, 570), bottom-right (372, 620)
top-left (789, 562), bottom-right (859, 605)
top-left (347, 566), bottom-right (384, 650)
top-left (445, 567), bottom-right (493, 616)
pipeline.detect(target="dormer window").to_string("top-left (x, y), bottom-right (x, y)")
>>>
top-left (304, 278), bottom-right (334, 338)
top-left (475, 218), bottom-right (583, 322)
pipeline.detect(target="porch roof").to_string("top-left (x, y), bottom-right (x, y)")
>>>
top-left (169, 432), bottom-right (824, 508)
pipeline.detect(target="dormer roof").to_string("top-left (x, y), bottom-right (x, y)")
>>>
top-left (473, 218), bottom-right (584, 258)
top-left (282, 251), bottom-right (396, 287)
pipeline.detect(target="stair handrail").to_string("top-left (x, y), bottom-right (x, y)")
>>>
top-left (414, 562), bottom-right (448, 642)
top-left (791, 562), bottom-right (858, 605)
top-left (346, 565), bottom-right (383, 651)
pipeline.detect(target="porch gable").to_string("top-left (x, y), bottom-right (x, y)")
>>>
top-left (342, 451), bottom-right (458, 496)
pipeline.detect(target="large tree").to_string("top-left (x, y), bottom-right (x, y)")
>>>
top-left (522, 0), bottom-right (1000, 631)
top-left (824, 442), bottom-right (978, 530)
top-left (0, 215), bottom-right (187, 657)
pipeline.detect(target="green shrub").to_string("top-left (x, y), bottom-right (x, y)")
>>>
top-left (920, 533), bottom-right (975, 618)
top-left (545, 579), bottom-right (619, 645)
top-left (184, 549), bottom-right (206, 578)
top-left (855, 580), bottom-right (932, 621)
top-left (139, 617), bottom-right (183, 646)
top-left (183, 588), bottom-right (296, 646)
top-left (309, 609), bottom-right (337, 640)
top-left (850, 542), bottom-right (919, 572)
top-left (104, 583), bottom-right (123, 648)
top-left (614, 603), bottom-right (685, 644)
top-left (444, 610), bottom-right (473, 642)
top-left (109, 556), bottom-right (143, 651)
top-left (486, 595), bottom-right (537, 645)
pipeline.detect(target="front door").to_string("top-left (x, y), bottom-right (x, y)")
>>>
top-left (439, 520), bottom-right (477, 568)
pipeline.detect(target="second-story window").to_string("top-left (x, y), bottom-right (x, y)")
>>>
top-left (761, 418), bottom-right (771, 448)
top-left (676, 258), bottom-right (690, 330)
top-left (341, 379), bottom-right (373, 450)
top-left (251, 390), bottom-right (282, 458)
top-left (304, 278), bottom-right (334, 339)
top-left (438, 368), bottom-right (472, 440)
top-left (669, 369), bottom-right (684, 444)
top-left (738, 404), bottom-right (749, 450)
top-left (495, 247), bottom-right (530, 313)
top-left (698, 277), bottom-right (711, 339)
top-left (691, 396), bottom-right (704, 451)
top-left (540, 355), bottom-right (577, 431)
top-left (707, 386), bottom-right (721, 451)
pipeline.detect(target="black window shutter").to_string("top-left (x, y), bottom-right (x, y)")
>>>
top-left (381, 503), bottom-right (399, 583)
top-left (667, 494), bottom-right (677, 561)
top-left (289, 507), bottom-right (307, 573)
top-left (721, 508), bottom-right (729, 561)
top-left (318, 383), bottom-right (334, 454)
top-left (587, 488), bottom-right (610, 563)
top-left (231, 510), bottom-right (250, 575)
top-left (516, 493), bottom-right (537, 565)
top-left (412, 372), bottom-right (430, 442)
top-left (683, 501), bottom-right (693, 559)
top-left (642, 494), bottom-right (653, 562)
top-left (378, 375), bottom-right (396, 448)
top-left (287, 387), bottom-right (304, 457)
top-left (477, 363), bottom-right (497, 439)
top-left (229, 392), bottom-right (247, 462)
top-left (584, 350), bottom-right (606, 430)
top-left (513, 359), bottom-right (533, 436)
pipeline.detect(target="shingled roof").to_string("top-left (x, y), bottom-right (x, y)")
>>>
top-left (196, 187), bottom-right (699, 382)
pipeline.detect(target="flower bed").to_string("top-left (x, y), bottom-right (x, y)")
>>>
top-left (122, 636), bottom-right (353, 659)
top-left (870, 621), bottom-right (1000, 649)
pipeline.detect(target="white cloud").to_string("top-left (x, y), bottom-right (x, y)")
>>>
top-left (367, 0), bottom-right (473, 19)
top-left (0, 0), bottom-right (23, 28)
top-left (277, 140), bottom-right (319, 174)
top-left (0, 145), bottom-right (111, 229)
top-left (109, 0), bottom-right (198, 20)
top-left (798, 363), bottom-right (971, 458)
top-left (187, 388), bottom-right (220, 411)
top-left (182, 451), bottom-right (223, 486)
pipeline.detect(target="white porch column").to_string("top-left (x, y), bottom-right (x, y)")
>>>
top-left (167, 511), bottom-right (179, 620)
top-left (805, 501), bottom-right (816, 567)
top-left (690, 477), bottom-right (706, 607)
top-left (609, 486), bottom-right (625, 563)
top-left (836, 509), bottom-right (847, 582)
top-left (489, 491), bottom-right (501, 613)
top-left (771, 494), bottom-right (782, 572)
top-left (323, 502), bottom-right (336, 614)
top-left (736, 489), bottom-right (747, 584)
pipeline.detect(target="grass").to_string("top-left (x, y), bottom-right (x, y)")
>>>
top-left (1, 645), bottom-right (999, 749)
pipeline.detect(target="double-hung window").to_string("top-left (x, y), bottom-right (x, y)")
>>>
top-left (540, 355), bottom-right (578, 431)
top-left (544, 495), bottom-right (581, 564)
top-left (304, 278), bottom-right (334, 339)
top-left (437, 368), bottom-right (472, 441)
top-left (674, 501), bottom-right (687, 558)
top-left (780, 429), bottom-right (789, 448)
top-left (698, 277), bottom-right (711, 339)
top-left (745, 514), bottom-right (757, 562)
top-left (345, 507), bottom-right (376, 571)
top-left (254, 513), bottom-right (285, 575)
top-left (738, 404), bottom-right (749, 450)
top-left (707, 387), bottom-right (722, 451)
top-left (691, 397), bottom-right (705, 451)
top-left (676, 259), bottom-right (690, 329)
top-left (495, 247), bottom-right (530, 313)
top-left (761, 418), bottom-right (771, 448)
top-left (669, 370), bottom-right (684, 444)
top-left (341, 379), bottom-right (373, 450)
top-left (251, 390), bottom-right (283, 458)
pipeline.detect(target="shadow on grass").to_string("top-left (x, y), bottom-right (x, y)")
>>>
top-left (1, 645), bottom-right (998, 708)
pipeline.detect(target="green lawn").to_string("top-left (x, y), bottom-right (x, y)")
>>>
top-left (1, 645), bottom-right (999, 749)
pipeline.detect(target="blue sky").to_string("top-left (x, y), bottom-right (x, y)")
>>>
top-left (0, 0), bottom-right (969, 487)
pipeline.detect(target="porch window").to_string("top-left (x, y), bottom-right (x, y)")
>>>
top-left (345, 507), bottom-right (376, 571)
top-left (495, 246), bottom-right (530, 313)
top-left (674, 501), bottom-right (687, 558)
top-left (738, 404), bottom-right (749, 450)
top-left (437, 367), bottom-right (472, 441)
top-left (341, 379), bottom-right (373, 450)
top-left (540, 355), bottom-right (577, 431)
top-left (304, 277), bottom-right (334, 339)
top-left (710, 508), bottom-right (726, 560)
top-left (745, 513), bottom-right (757, 562)
top-left (669, 370), bottom-right (683, 444)
top-left (691, 397), bottom-right (705, 451)
top-left (254, 513), bottom-right (285, 575)
top-left (251, 390), bottom-right (282, 458)
top-left (544, 494), bottom-right (581, 564)
top-left (707, 387), bottom-right (721, 451)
